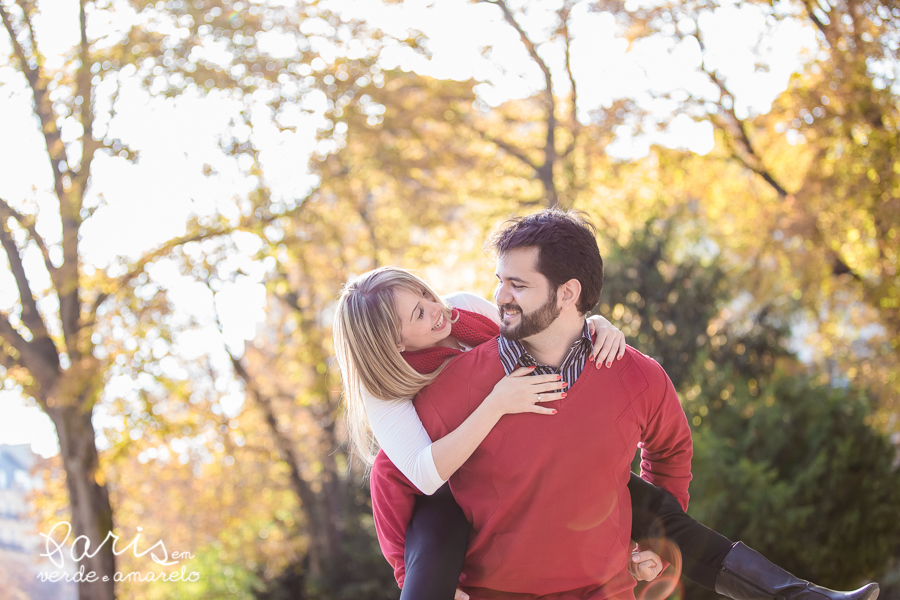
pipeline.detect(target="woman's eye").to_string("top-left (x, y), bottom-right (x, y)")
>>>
top-left (418, 308), bottom-right (425, 319)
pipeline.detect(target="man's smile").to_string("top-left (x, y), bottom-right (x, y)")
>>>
top-left (499, 306), bottom-right (522, 321)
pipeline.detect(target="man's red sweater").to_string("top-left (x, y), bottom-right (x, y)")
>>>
top-left (370, 339), bottom-right (693, 600)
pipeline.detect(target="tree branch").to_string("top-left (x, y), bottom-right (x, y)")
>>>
top-left (0, 4), bottom-right (31, 77)
top-left (75, 0), bottom-right (97, 191)
top-left (272, 279), bottom-right (312, 323)
top-left (698, 50), bottom-right (792, 200)
top-left (742, 157), bottom-right (790, 198)
top-left (236, 352), bottom-right (327, 572)
top-left (0, 198), bottom-right (56, 279)
top-left (483, 0), bottom-right (558, 206)
top-left (52, 1), bottom-right (92, 360)
top-left (714, 120), bottom-right (791, 198)
top-left (0, 311), bottom-right (30, 358)
top-left (208, 290), bottom-right (329, 575)
top-left (468, 123), bottom-right (540, 173)
top-left (1, 2), bottom-right (68, 201)
top-left (14, 0), bottom-right (40, 62)
top-left (0, 213), bottom-right (50, 341)
top-left (0, 309), bottom-right (58, 379)
top-left (82, 207), bottom-right (301, 331)
top-left (483, 0), bottom-right (554, 100)
top-left (2, 2), bottom-right (76, 357)
top-left (802, 0), bottom-right (829, 38)
top-left (695, 30), bottom-right (861, 283)
top-left (559, 1), bottom-right (579, 158)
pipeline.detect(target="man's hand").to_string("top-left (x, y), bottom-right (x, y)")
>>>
top-left (454, 588), bottom-right (470, 600)
top-left (629, 550), bottom-right (663, 581)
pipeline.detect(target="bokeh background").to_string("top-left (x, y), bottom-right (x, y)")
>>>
top-left (0, 0), bottom-right (898, 598)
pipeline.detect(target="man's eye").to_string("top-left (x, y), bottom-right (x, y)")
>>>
top-left (512, 284), bottom-right (523, 290)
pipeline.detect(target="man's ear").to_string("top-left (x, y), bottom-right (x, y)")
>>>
top-left (558, 279), bottom-right (582, 310)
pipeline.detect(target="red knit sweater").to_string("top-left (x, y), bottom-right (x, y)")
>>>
top-left (370, 339), bottom-right (693, 600)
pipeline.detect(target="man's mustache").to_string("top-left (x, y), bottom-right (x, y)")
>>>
top-left (497, 303), bottom-right (522, 319)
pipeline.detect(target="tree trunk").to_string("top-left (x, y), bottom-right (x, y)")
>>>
top-left (230, 351), bottom-right (351, 587)
top-left (47, 403), bottom-right (116, 600)
top-left (537, 162), bottom-right (559, 208)
top-left (318, 419), bottom-right (348, 571)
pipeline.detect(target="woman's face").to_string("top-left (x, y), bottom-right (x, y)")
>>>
top-left (392, 286), bottom-right (452, 352)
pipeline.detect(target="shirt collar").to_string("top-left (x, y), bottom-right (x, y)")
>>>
top-left (498, 321), bottom-right (593, 376)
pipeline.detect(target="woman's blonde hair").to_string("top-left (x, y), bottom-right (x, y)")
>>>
top-left (333, 267), bottom-right (455, 466)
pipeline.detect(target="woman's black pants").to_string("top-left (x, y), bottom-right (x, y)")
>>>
top-left (399, 472), bottom-right (734, 600)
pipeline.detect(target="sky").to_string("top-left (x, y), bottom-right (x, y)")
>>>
top-left (0, 0), bottom-right (818, 458)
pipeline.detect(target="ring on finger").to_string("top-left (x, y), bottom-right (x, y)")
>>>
top-left (537, 393), bottom-right (542, 402)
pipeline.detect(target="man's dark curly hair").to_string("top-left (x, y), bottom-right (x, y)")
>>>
top-left (486, 208), bottom-right (604, 315)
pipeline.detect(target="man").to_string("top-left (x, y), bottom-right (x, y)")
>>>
top-left (371, 208), bottom-right (693, 600)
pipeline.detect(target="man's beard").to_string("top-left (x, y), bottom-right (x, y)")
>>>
top-left (498, 288), bottom-right (561, 341)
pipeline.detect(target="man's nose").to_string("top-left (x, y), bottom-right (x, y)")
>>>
top-left (495, 285), bottom-right (511, 305)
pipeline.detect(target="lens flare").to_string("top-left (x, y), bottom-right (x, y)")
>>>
top-left (638, 575), bottom-right (685, 600)
top-left (635, 537), bottom-right (684, 600)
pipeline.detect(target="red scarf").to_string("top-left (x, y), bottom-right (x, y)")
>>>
top-left (402, 309), bottom-right (499, 374)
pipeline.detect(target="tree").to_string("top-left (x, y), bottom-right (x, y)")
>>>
top-left (686, 369), bottom-right (900, 598)
top-left (601, 220), bottom-right (900, 598)
top-left (0, 0), bottom-right (390, 595)
top-left (599, 0), bottom-right (900, 367)
top-left (112, 63), bottom-right (495, 596)
top-left (598, 216), bottom-right (793, 390)
top-left (369, 0), bottom-right (632, 210)
top-left (391, 0), bottom-right (900, 424)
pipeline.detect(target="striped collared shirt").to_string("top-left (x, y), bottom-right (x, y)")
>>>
top-left (498, 321), bottom-right (593, 386)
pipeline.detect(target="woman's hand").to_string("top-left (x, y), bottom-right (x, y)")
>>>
top-left (587, 315), bottom-right (626, 369)
top-left (628, 549), bottom-right (663, 581)
top-left (484, 366), bottom-right (567, 417)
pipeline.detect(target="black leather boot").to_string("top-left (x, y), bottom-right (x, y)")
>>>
top-left (715, 542), bottom-right (880, 600)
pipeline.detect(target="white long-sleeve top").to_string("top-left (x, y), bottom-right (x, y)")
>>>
top-left (362, 291), bottom-right (500, 495)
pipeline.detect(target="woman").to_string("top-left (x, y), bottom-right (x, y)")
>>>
top-left (333, 266), bottom-right (879, 600)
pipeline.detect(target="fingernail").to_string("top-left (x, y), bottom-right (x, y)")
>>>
top-left (607, 361), bottom-right (612, 367)
top-left (551, 409), bottom-right (557, 414)
top-left (557, 374), bottom-right (561, 380)
top-left (561, 393), bottom-right (567, 398)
